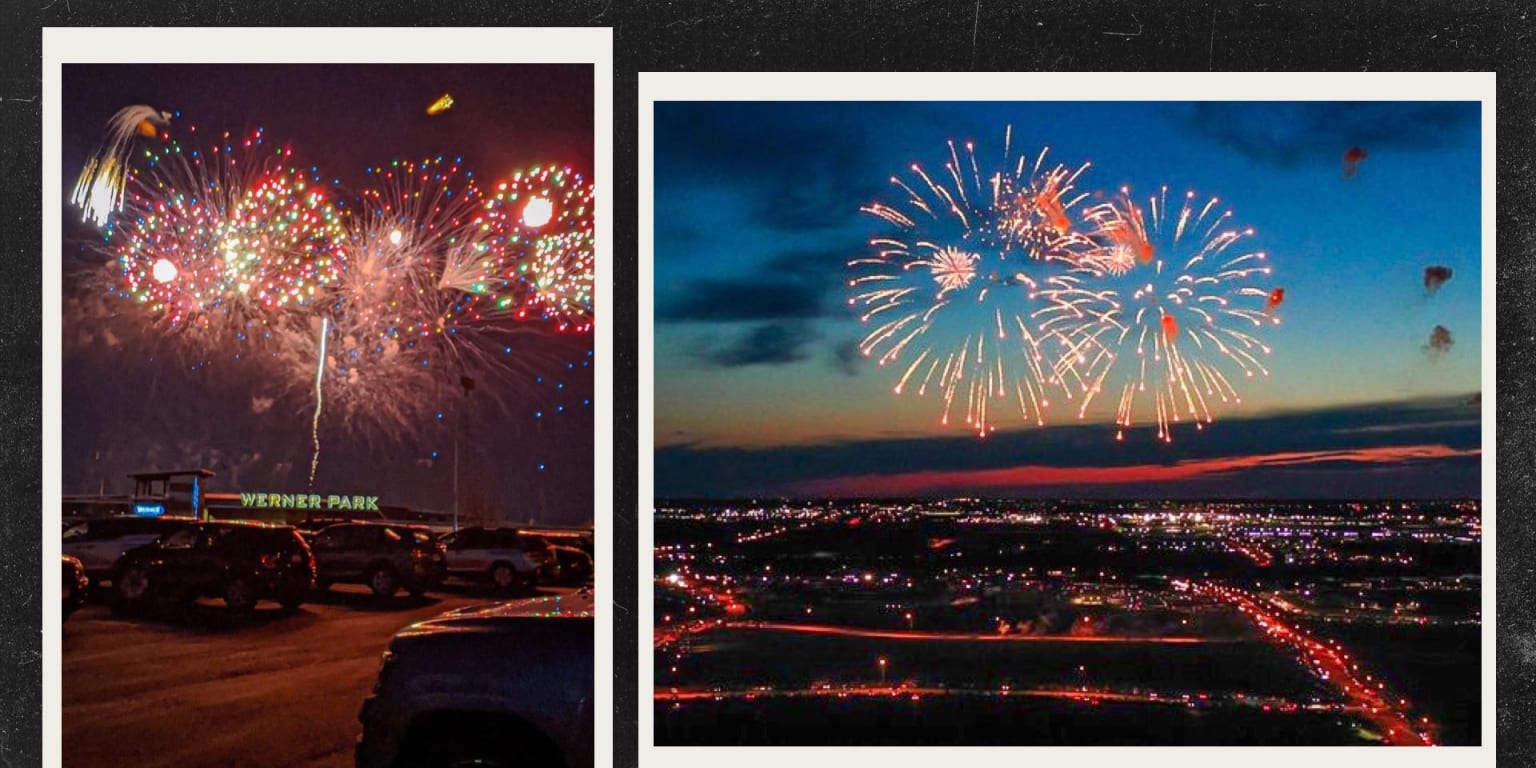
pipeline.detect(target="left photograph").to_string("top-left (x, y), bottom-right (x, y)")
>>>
top-left (55, 60), bottom-right (596, 767)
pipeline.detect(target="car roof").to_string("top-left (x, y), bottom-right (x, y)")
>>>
top-left (205, 520), bottom-right (297, 530)
top-left (416, 590), bottom-right (595, 626)
top-left (323, 521), bottom-right (428, 531)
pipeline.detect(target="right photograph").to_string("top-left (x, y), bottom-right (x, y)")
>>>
top-left (647, 95), bottom-right (1484, 747)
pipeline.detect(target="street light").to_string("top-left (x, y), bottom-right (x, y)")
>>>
top-left (877, 656), bottom-right (888, 685)
top-left (453, 374), bottom-right (474, 531)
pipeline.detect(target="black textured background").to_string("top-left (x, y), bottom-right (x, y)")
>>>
top-left (1, 2), bottom-right (1530, 766)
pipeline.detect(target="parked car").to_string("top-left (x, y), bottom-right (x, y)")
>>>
top-left (308, 522), bottom-right (446, 598)
top-left (547, 545), bottom-right (593, 586)
top-left (62, 515), bottom-right (199, 582)
top-left (63, 555), bottom-right (89, 621)
top-left (112, 521), bottom-right (315, 615)
top-left (438, 527), bottom-right (553, 591)
top-left (356, 589), bottom-right (594, 768)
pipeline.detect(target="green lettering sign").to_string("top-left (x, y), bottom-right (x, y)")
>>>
top-left (239, 492), bottom-right (381, 511)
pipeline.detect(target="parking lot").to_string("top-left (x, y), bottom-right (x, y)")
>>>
top-left (63, 582), bottom-right (582, 768)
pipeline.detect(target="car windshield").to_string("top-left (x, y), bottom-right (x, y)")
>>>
top-left (160, 527), bottom-right (199, 549)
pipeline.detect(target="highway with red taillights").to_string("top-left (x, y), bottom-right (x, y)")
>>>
top-left (1188, 580), bottom-right (1435, 745)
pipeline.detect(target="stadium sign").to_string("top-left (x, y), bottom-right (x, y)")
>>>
top-left (239, 493), bottom-right (381, 512)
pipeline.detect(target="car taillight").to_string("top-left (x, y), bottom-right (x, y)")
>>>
top-left (411, 546), bottom-right (426, 560)
top-left (259, 552), bottom-right (280, 569)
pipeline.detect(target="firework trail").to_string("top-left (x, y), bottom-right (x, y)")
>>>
top-left (88, 128), bottom-right (348, 361)
top-left (1077, 187), bottom-right (1280, 442)
top-left (309, 316), bottom-right (328, 487)
top-left (73, 105), bottom-right (173, 228)
top-left (853, 127), bottom-right (1112, 436)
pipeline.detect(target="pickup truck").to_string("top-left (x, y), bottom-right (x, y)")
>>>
top-left (356, 589), bottom-right (594, 768)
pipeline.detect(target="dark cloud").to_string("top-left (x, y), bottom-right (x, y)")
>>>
top-left (831, 338), bottom-right (863, 377)
top-left (659, 278), bottom-right (828, 323)
top-left (655, 396), bottom-right (1481, 499)
top-left (1424, 265), bottom-right (1454, 295)
top-left (654, 102), bottom-right (896, 233)
top-left (658, 249), bottom-right (851, 324)
top-left (1425, 325), bottom-right (1455, 358)
top-left (1180, 102), bottom-right (1477, 169)
top-left (697, 322), bottom-right (818, 368)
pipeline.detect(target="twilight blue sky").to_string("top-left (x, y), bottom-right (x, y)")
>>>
top-left (653, 101), bottom-right (1482, 499)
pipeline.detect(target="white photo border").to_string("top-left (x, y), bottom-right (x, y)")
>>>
top-left (42, 27), bottom-right (614, 768)
top-left (638, 70), bottom-right (1495, 768)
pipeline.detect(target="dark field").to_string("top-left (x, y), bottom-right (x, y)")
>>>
top-left (664, 628), bottom-right (1325, 698)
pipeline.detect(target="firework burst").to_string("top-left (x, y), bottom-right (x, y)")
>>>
top-left (462, 165), bottom-right (595, 328)
top-left (71, 109), bottom-right (597, 481)
top-left (96, 128), bottom-right (349, 358)
top-left (264, 158), bottom-right (586, 465)
top-left (853, 127), bottom-right (1112, 436)
top-left (73, 105), bottom-right (173, 228)
top-left (524, 227), bottom-right (595, 332)
top-left (1076, 187), bottom-right (1280, 442)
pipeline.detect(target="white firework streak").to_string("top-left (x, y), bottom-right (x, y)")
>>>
top-left (1076, 187), bottom-right (1280, 443)
top-left (73, 105), bottom-right (172, 228)
top-left (309, 316), bottom-right (328, 487)
top-left (852, 127), bottom-right (1112, 436)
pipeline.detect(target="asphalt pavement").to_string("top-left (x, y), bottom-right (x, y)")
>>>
top-left (62, 582), bottom-right (578, 767)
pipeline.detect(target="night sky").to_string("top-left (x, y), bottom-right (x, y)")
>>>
top-left (62, 64), bottom-right (596, 524)
top-left (654, 101), bottom-right (1482, 500)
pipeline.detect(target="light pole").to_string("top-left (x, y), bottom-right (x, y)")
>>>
top-left (454, 374), bottom-right (474, 531)
top-left (877, 656), bottom-right (888, 685)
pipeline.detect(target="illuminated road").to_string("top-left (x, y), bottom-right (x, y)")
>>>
top-left (656, 682), bottom-right (1367, 718)
top-left (1189, 581), bottom-right (1434, 746)
top-left (661, 684), bottom-right (1211, 705)
top-left (722, 621), bottom-right (1213, 644)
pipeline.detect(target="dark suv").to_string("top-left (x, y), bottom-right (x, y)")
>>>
top-left (113, 521), bottom-right (315, 615)
top-left (309, 523), bottom-right (447, 598)
top-left (357, 590), bottom-right (594, 768)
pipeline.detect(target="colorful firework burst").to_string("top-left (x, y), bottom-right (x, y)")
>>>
top-left (523, 226), bottom-right (595, 332)
top-left (853, 127), bottom-right (1112, 436)
top-left (464, 165), bottom-right (596, 329)
top-left (72, 110), bottom-right (597, 481)
top-left (1076, 187), bottom-right (1280, 442)
top-left (99, 128), bottom-right (349, 356)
